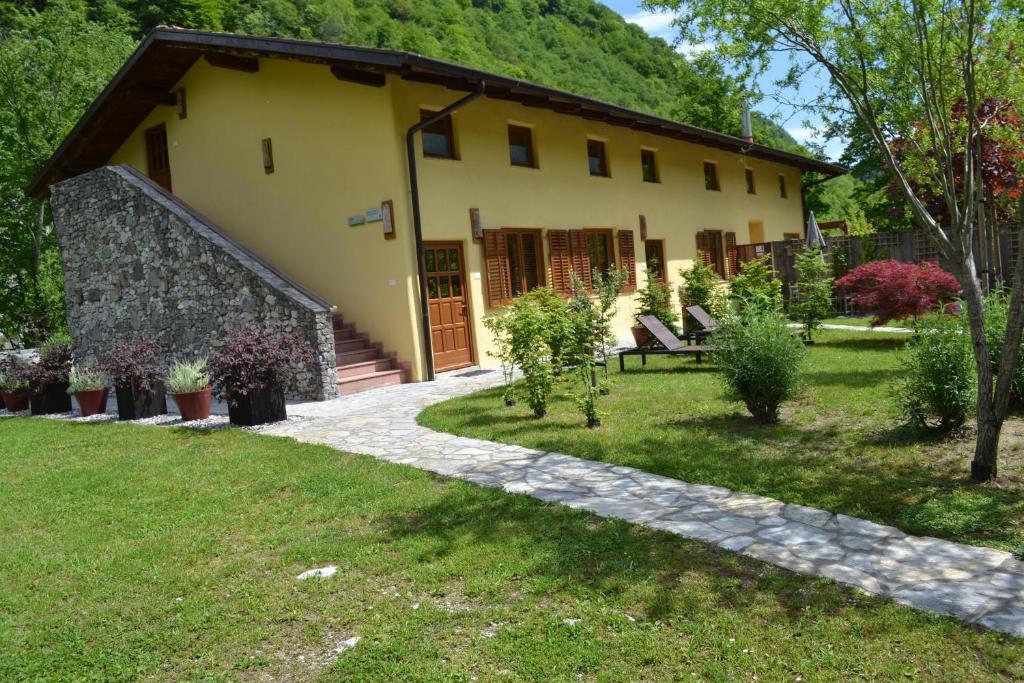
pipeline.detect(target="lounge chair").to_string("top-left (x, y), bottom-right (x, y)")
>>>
top-left (619, 315), bottom-right (715, 370)
top-left (683, 305), bottom-right (718, 343)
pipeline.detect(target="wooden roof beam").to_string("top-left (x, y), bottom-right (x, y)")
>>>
top-left (203, 51), bottom-right (259, 73)
top-left (330, 64), bottom-right (386, 87)
top-left (124, 85), bottom-right (177, 106)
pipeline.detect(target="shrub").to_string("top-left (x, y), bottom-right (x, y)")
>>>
top-left (835, 260), bottom-right (960, 326)
top-left (100, 338), bottom-right (164, 393)
top-left (503, 295), bottom-right (555, 417)
top-left (715, 311), bottom-right (806, 423)
top-left (678, 258), bottom-right (729, 328)
top-left (729, 255), bottom-right (782, 314)
top-left (66, 366), bottom-right (107, 394)
top-left (983, 289), bottom-right (1024, 404)
top-left (23, 338), bottom-right (72, 390)
top-left (209, 326), bottom-right (314, 405)
top-left (789, 248), bottom-right (834, 341)
top-left (166, 357), bottom-right (211, 394)
top-left (521, 287), bottom-right (573, 372)
top-left (590, 266), bottom-right (628, 375)
top-left (0, 357), bottom-right (29, 390)
top-left (893, 313), bottom-right (975, 430)
top-left (483, 313), bottom-right (516, 406)
top-left (568, 271), bottom-right (607, 427)
top-left (635, 269), bottom-right (679, 333)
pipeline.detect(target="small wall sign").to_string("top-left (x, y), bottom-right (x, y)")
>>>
top-left (365, 207), bottom-right (383, 222)
top-left (347, 214), bottom-right (366, 226)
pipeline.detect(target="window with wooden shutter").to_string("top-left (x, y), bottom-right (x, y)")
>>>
top-left (696, 231), bottom-right (712, 267)
top-left (617, 229), bottom-right (637, 292)
top-left (482, 229), bottom-right (512, 307)
top-left (725, 231), bottom-right (739, 278)
top-left (548, 230), bottom-right (573, 295)
top-left (569, 229), bottom-right (593, 290)
top-left (696, 230), bottom-right (725, 278)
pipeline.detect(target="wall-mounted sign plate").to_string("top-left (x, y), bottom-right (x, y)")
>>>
top-left (365, 207), bottom-right (383, 222)
top-left (348, 215), bottom-right (366, 226)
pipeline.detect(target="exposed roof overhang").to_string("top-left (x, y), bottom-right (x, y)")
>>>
top-left (27, 27), bottom-right (846, 198)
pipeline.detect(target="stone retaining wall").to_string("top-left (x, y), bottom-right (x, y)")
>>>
top-left (50, 165), bottom-right (337, 400)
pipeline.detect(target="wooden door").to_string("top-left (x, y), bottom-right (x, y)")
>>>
top-left (145, 124), bottom-right (172, 192)
top-left (424, 242), bottom-right (474, 372)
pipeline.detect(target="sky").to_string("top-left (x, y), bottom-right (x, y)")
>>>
top-left (598, 0), bottom-right (847, 160)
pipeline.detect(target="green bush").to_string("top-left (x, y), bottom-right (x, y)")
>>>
top-left (635, 269), bottom-right (679, 333)
top-left (715, 312), bottom-right (806, 423)
top-left (729, 255), bottom-right (782, 314)
top-left (678, 258), bottom-right (729, 329)
top-left (894, 314), bottom-right (976, 429)
top-left (983, 289), bottom-right (1024, 404)
top-left (166, 357), bottom-right (211, 394)
top-left (789, 248), bottom-right (834, 341)
top-left (522, 287), bottom-right (573, 372)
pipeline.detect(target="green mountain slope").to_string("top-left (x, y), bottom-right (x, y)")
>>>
top-left (89, 0), bottom-right (805, 153)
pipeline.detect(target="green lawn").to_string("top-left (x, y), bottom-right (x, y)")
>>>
top-left (420, 330), bottom-right (1024, 554)
top-left (2, 418), bottom-right (1022, 680)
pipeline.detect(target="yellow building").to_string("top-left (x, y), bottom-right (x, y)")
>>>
top-left (31, 28), bottom-right (844, 394)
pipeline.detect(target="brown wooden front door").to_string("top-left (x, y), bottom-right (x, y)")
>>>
top-left (425, 242), bottom-right (474, 372)
top-left (145, 124), bottom-right (172, 192)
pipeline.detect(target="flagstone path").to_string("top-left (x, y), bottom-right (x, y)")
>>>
top-left (261, 368), bottom-right (1024, 639)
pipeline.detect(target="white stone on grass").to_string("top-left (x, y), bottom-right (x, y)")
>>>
top-left (297, 565), bottom-right (337, 580)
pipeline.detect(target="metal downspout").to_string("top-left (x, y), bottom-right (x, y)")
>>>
top-left (405, 80), bottom-right (487, 381)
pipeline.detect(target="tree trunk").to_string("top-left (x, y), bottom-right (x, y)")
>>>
top-left (972, 412), bottom-right (1000, 480)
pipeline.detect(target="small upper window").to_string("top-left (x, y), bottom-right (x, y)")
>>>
top-left (421, 109), bottom-right (456, 159)
top-left (641, 149), bottom-right (659, 183)
top-left (778, 174), bottom-right (788, 198)
top-left (588, 139), bottom-right (609, 177)
top-left (508, 125), bottom-right (536, 168)
top-left (704, 161), bottom-right (720, 191)
top-left (745, 168), bottom-right (756, 194)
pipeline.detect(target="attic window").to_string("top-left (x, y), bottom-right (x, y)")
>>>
top-left (778, 174), bottom-right (788, 198)
top-left (704, 162), bottom-right (720, 191)
top-left (587, 139), bottom-right (609, 177)
top-left (745, 168), bottom-right (756, 194)
top-left (421, 109), bottom-right (456, 159)
top-left (641, 149), bottom-right (659, 183)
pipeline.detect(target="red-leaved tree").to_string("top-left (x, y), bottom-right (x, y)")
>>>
top-left (835, 260), bottom-right (961, 326)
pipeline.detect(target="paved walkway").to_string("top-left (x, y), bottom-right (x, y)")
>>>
top-left (259, 369), bottom-right (1024, 639)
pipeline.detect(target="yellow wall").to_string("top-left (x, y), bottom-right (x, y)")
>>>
top-left (109, 57), bottom-right (806, 381)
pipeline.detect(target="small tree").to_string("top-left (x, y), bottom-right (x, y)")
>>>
top-left (894, 314), bottom-right (976, 430)
top-left (590, 266), bottom-right (628, 376)
top-left (635, 269), bottom-right (679, 333)
top-left (729, 255), bottom-right (782, 314)
top-left (483, 312), bottom-right (516, 406)
top-left (790, 248), bottom-right (834, 341)
top-left (835, 260), bottom-right (960, 326)
top-left (568, 271), bottom-right (605, 427)
top-left (504, 294), bottom-right (557, 418)
top-left (678, 256), bottom-right (726, 329)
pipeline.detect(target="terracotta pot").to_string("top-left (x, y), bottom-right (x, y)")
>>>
top-left (172, 387), bottom-right (212, 422)
top-left (1, 388), bottom-right (31, 412)
top-left (115, 381), bottom-right (167, 420)
top-left (31, 382), bottom-right (72, 415)
top-left (75, 388), bottom-right (109, 417)
top-left (228, 385), bottom-right (285, 426)
top-left (630, 326), bottom-right (651, 348)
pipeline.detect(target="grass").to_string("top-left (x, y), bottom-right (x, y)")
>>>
top-left (818, 316), bottom-right (910, 328)
top-left (2, 418), bottom-right (1022, 679)
top-left (420, 330), bottom-right (1024, 554)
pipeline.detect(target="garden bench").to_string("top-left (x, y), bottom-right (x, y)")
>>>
top-left (619, 315), bottom-right (716, 371)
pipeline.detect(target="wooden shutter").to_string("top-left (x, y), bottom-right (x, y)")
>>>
top-left (548, 230), bottom-right (573, 295)
top-left (725, 231), bottom-right (739, 278)
top-left (569, 229), bottom-right (593, 290)
top-left (482, 229), bottom-right (512, 307)
top-left (696, 231), bottom-right (713, 267)
top-left (617, 229), bottom-right (637, 292)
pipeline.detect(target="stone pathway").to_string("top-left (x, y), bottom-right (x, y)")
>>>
top-left (263, 369), bottom-right (1024, 639)
top-left (6, 368), bottom-right (1022, 638)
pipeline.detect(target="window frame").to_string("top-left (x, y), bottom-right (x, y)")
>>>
top-left (778, 173), bottom-right (788, 198)
top-left (502, 228), bottom-right (546, 296)
top-left (507, 124), bottom-right (537, 168)
top-left (700, 229), bottom-right (726, 279)
top-left (420, 108), bottom-right (457, 160)
top-left (640, 148), bottom-right (659, 183)
top-left (704, 161), bottom-right (720, 191)
top-left (584, 227), bottom-right (616, 279)
top-left (644, 239), bottom-right (666, 283)
top-left (587, 139), bottom-right (610, 177)
top-left (745, 168), bottom-right (756, 194)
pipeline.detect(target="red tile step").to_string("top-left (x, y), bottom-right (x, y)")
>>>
top-left (331, 314), bottom-right (409, 395)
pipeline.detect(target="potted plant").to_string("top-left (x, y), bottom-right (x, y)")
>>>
top-left (99, 338), bottom-right (167, 420)
top-left (24, 338), bottom-right (73, 415)
top-left (66, 366), bottom-right (110, 417)
top-left (0, 357), bottom-right (31, 412)
top-left (166, 357), bottom-right (212, 422)
top-left (632, 269), bottom-right (679, 346)
top-left (209, 325), bottom-right (313, 426)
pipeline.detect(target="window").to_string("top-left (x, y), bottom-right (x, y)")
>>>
top-left (587, 139), bottom-right (609, 177)
top-left (645, 239), bottom-right (666, 282)
top-left (696, 230), bottom-right (725, 279)
top-left (586, 229), bottom-right (615, 277)
top-left (507, 125), bottom-right (536, 168)
top-left (641, 149), bottom-right (659, 183)
top-left (704, 161), bottom-right (720, 191)
top-left (778, 174), bottom-right (788, 198)
top-left (745, 168), bottom-right (756, 194)
top-left (505, 230), bottom-right (544, 295)
top-left (420, 109), bottom-right (456, 159)
top-left (145, 124), bottom-right (172, 192)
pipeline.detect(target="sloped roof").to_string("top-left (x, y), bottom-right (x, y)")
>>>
top-left (28, 27), bottom-right (845, 197)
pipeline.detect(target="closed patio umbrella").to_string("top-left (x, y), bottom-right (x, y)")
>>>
top-left (806, 211), bottom-right (827, 251)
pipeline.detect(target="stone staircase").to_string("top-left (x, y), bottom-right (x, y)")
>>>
top-left (333, 314), bottom-right (409, 394)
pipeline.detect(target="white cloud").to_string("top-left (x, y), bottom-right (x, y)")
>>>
top-left (623, 10), bottom-right (677, 37)
top-left (786, 126), bottom-right (847, 161)
top-left (675, 42), bottom-right (713, 57)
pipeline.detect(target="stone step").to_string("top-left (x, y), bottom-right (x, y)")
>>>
top-left (336, 357), bottom-right (395, 379)
top-left (334, 334), bottom-right (369, 352)
top-left (337, 368), bottom-right (406, 395)
top-left (336, 347), bottom-right (382, 365)
top-left (332, 324), bottom-right (358, 341)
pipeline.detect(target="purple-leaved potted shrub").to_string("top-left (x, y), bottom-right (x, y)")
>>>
top-left (0, 356), bottom-right (32, 412)
top-left (209, 325), bottom-right (314, 426)
top-left (24, 338), bottom-right (73, 415)
top-left (100, 338), bottom-right (167, 420)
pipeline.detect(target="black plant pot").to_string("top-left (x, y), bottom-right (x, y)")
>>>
top-left (30, 382), bottom-right (72, 415)
top-left (228, 385), bottom-right (286, 426)
top-left (115, 381), bottom-right (167, 420)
